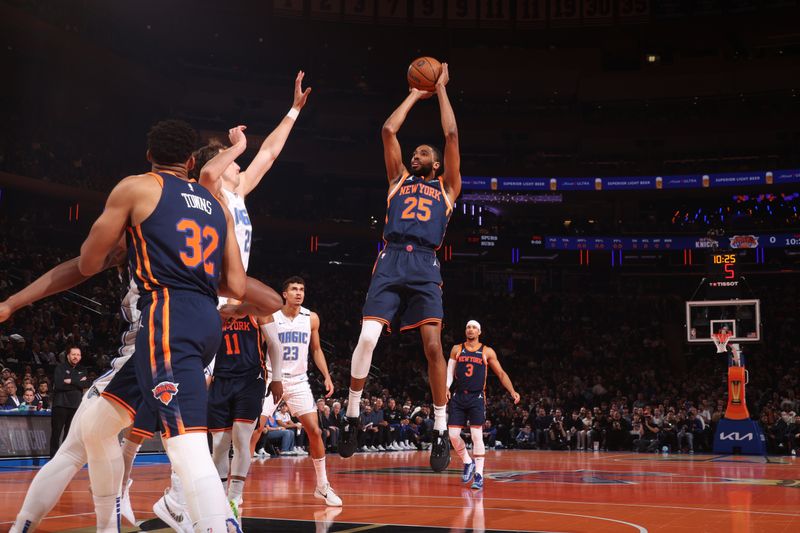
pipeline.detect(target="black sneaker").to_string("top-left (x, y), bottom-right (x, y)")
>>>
top-left (429, 430), bottom-right (451, 472)
top-left (338, 416), bottom-right (360, 458)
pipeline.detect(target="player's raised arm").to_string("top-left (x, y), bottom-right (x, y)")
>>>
top-left (78, 177), bottom-right (143, 276)
top-left (0, 242), bottom-right (126, 322)
top-left (198, 126), bottom-right (248, 197)
top-left (485, 347), bottom-right (520, 404)
top-left (435, 64), bottom-right (461, 203)
top-left (236, 71), bottom-right (311, 197)
top-left (382, 89), bottom-right (429, 185)
top-left (217, 205), bottom-right (247, 300)
top-left (310, 312), bottom-right (334, 398)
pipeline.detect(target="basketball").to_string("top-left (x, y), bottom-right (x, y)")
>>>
top-left (407, 56), bottom-right (442, 92)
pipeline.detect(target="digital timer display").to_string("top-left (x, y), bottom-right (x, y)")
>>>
top-left (711, 253), bottom-right (736, 279)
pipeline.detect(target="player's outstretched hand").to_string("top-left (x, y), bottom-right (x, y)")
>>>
top-left (228, 125), bottom-right (247, 148)
top-left (268, 380), bottom-right (283, 403)
top-left (435, 63), bottom-right (450, 90)
top-left (511, 391), bottom-right (520, 405)
top-left (293, 70), bottom-right (312, 110)
top-left (324, 376), bottom-right (334, 398)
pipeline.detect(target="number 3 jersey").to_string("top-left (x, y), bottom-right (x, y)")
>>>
top-left (455, 343), bottom-right (488, 394)
top-left (384, 173), bottom-right (453, 249)
top-left (267, 307), bottom-right (312, 382)
top-left (126, 171), bottom-right (227, 302)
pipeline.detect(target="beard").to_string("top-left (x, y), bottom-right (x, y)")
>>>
top-left (411, 162), bottom-right (434, 177)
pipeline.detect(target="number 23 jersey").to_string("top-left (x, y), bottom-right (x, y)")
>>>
top-left (268, 307), bottom-right (311, 380)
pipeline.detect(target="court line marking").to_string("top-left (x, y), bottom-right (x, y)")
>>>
top-left (0, 512), bottom-right (95, 526)
top-left (335, 525), bottom-right (384, 533)
top-left (248, 503), bottom-right (648, 532)
top-left (240, 491), bottom-right (800, 519)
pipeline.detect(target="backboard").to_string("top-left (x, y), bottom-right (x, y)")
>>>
top-left (685, 299), bottom-right (761, 343)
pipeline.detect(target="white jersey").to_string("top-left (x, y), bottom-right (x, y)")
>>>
top-left (222, 188), bottom-right (252, 272)
top-left (268, 307), bottom-right (312, 382)
top-left (88, 279), bottom-right (141, 396)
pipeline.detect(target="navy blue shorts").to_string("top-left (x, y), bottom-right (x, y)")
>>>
top-left (207, 374), bottom-right (266, 431)
top-left (100, 357), bottom-right (162, 440)
top-left (106, 289), bottom-right (221, 439)
top-left (362, 243), bottom-right (443, 333)
top-left (448, 391), bottom-right (486, 428)
top-left (101, 356), bottom-right (141, 426)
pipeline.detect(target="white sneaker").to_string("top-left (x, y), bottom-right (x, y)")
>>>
top-left (388, 442), bottom-right (398, 451)
top-left (358, 446), bottom-right (367, 452)
top-left (314, 483), bottom-right (343, 507)
top-left (377, 445), bottom-right (386, 451)
top-left (295, 446), bottom-right (308, 455)
top-left (404, 441), bottom-right (413, 450)
top-left (153, 490), bottom-right (192, 533)
top-left (257, 447), bottom-right (268, 459)
top-left (121, 479), bottom-right (136, 526)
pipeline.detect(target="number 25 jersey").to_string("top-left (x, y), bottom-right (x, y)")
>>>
top-left (384, 174), bottom-right (453, 249)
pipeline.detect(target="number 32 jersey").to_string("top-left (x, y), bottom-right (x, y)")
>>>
top-left (126, 171), bottom-right (227, 302)
top-left (384, 174), bottom-right (453, 249)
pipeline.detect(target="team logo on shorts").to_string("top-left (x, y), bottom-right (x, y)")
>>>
top-left (152, 381), bottom-right (179, 405)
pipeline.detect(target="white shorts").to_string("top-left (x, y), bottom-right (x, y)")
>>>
top-left (86, 354), bottom-right (132, 399)
top-left (261, 377), bottom-right (316, 419)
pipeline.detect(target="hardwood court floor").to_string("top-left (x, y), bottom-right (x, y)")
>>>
top-left (1, 450), bottom-right (799, 532)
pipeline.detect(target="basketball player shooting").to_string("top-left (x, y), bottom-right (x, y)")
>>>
top-left (339, 63), bottom-right (461, 473)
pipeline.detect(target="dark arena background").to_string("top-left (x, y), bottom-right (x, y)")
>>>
top-left (2, 1), bottom-right (800, 532)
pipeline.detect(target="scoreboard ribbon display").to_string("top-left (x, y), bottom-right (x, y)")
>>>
top-left (544, 233), bottom-right (800, 251)
top-left (463, 168), bottom-right (800, 192)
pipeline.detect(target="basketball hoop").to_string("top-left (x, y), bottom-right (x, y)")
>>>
top-left (711, 330), bottom-right (733, 354)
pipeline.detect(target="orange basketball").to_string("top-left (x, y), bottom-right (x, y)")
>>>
top-left (407, 56), bottom-right (442, 92)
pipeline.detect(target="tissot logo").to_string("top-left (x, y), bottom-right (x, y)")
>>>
top-left (719, 432), bottom-right (753, 441)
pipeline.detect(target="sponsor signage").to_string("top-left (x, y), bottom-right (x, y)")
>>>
top-left (462, 168), bottom-right (800, 192)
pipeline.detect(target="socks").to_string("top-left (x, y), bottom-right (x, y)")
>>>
top-left (346, 389), bottom-right (362, 418)
top-left (168, 469), bottom-right (187, 506)
top-left (475, 456), bottom-right (485, 476)
top-left (120, 438), bottom-right (141, 493)
top-left (227, 479), bottom-right (244, 502)
top-left (313, 456), bottom-right (328, 488)
top-left (433, 404), bottom-right (447, 432)
top-left (92, 494), bottom-right (120, 533)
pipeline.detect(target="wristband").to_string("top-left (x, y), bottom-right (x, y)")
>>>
top-left (287, 108), bottom-right (300, 120)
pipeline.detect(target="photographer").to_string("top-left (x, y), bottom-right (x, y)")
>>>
top-left (606, 410), bottom-right (631, 451)
top-left (515, 423), bottom-right (535, 449)
top-left (633, 411), bottom-right (659, 453)
top-left (548, 409), bottom-right (569, 450)
top-left (659, 411), bottom-right (679, 452)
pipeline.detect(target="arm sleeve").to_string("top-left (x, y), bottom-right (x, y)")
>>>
top-left (261, 322), bottom-right (282, 382)
top-left (446, 358), bottom-right (456, 389)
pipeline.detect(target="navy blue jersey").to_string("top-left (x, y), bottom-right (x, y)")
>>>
top-left (215, 315), bottom-right (265, 378)
top-left (126, 172), bottom-right (227, 303)
top-left (454, 343), bottom-right (488, 393)
top-left (384, 174), bottom-right (453, 249)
